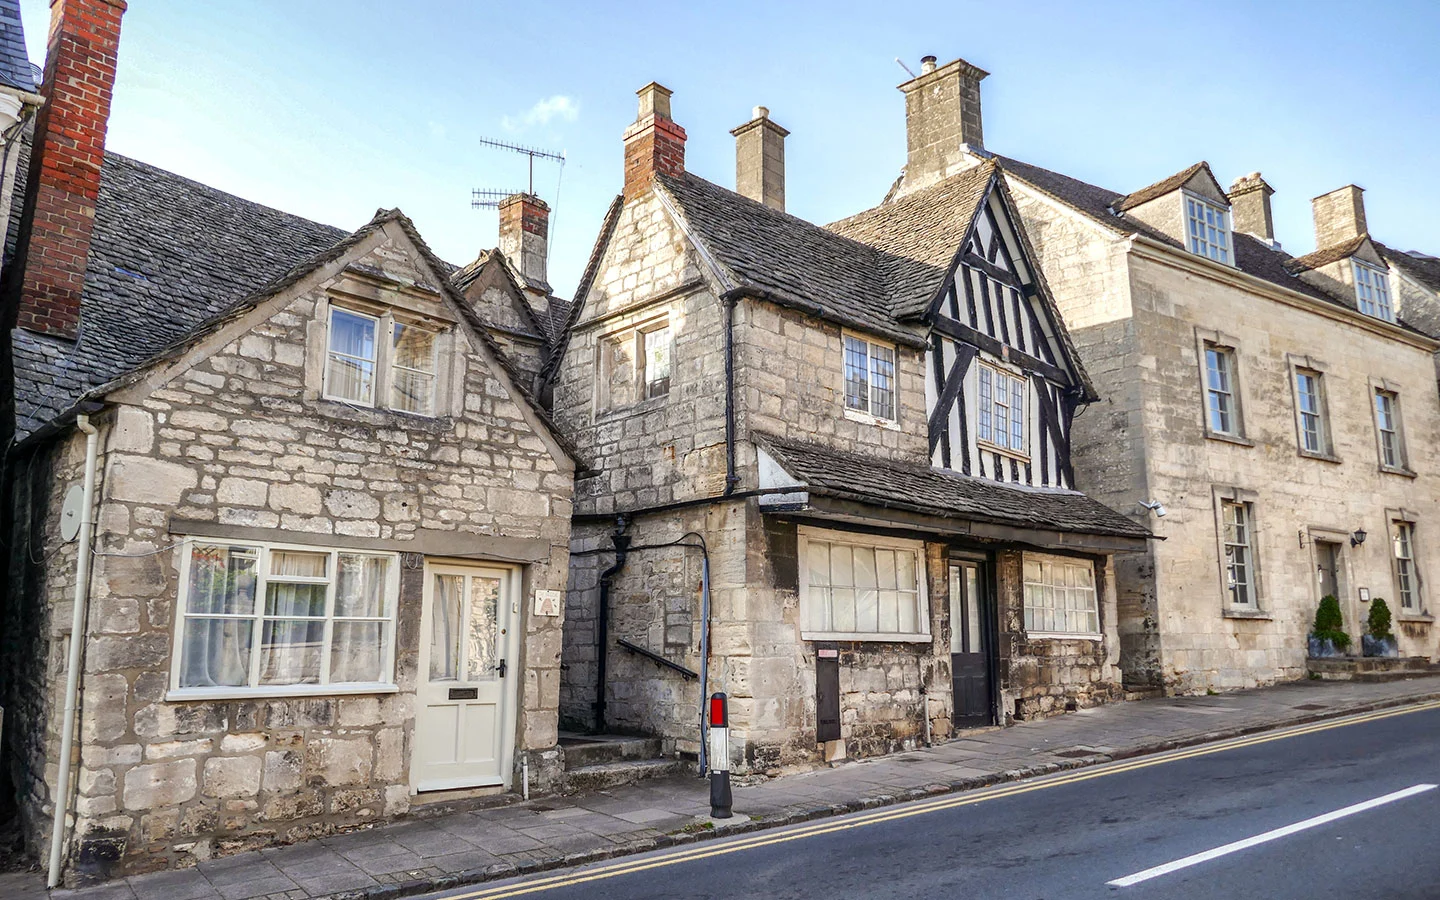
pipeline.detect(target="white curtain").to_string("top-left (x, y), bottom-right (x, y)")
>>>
top-left (331, 555), bottom-right (391, 683)
top-left (259, 551), bottom-right (326, 685)
top-left (179, 546), bottom-right (256, 687)
top-left (430, 574), bottom-right (462, 681)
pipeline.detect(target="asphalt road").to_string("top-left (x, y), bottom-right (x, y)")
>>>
top-left (429, 705), bottom-right (1440, 900)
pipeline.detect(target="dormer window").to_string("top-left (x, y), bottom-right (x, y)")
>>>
top-left (1185, 195), bottom-right (1231, 264)
top-left (1353, 260), bottom-right (1394, 322)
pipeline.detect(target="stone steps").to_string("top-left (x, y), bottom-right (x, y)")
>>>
top-left (558, 732), bottom-right (696, 793)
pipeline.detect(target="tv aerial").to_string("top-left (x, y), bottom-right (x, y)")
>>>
top-left (472, 137), bottom-right (566, 203)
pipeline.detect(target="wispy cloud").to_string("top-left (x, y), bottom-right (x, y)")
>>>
top-left (502, 95), bottom-right (580, 133)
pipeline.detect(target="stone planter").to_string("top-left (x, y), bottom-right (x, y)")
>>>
top-left (1308, 636), bottom-right (1347, 658)
top-left (1362, 635), bottom-right (1399, 658)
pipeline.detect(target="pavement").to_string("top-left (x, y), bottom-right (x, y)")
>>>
top-left (450, 698), bottom-right (1440, 899)
top-left (4, 674), bottom-right (1439, 900)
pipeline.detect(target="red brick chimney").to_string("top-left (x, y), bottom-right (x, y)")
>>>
top-left (12, 0), bottom-right (126, 339)
top-left (497, 193), bottom-right (550, 288)
top-left (622, 82), bottom-right (685, 203)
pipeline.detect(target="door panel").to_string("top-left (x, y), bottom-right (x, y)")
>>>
top-left (950, 563), bottom-right (993, 728)
top-left (415, 564), bottom-right (518, 792)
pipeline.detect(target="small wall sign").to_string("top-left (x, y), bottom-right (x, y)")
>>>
top-left (533, 589), bottom-right (562, 617)
top-left (1358, 587), bottom-right (1371, 602)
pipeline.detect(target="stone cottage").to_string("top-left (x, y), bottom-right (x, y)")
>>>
top-left (0, 0), bottom-right (575, 883)
top-left (549, 81), bottom-right (1149, 775)
top-left (885, 54), bottom-right (1440, 692)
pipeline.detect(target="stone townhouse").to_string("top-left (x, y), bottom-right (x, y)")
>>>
top-left (550, 81), bottom-right (1149, 776)
top-left (883, 54), bottom-right (1440, 692)
top-left (0, 1), bottom-right (577, 884)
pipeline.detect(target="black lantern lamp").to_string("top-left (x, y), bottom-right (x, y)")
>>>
top-left (1350, 528), bottom-right (1367, 547)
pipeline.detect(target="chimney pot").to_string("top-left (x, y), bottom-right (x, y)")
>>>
top-left (731, 107), bottom-right (789, 212)
top-left (497, 193), bottom-right (550, 288)
top-left (13, 0), bottom-right (127, 340)
top-left (896, 54), bottom-right (989, 196)
top-left (1311, 184), bottom-right (1367, 249)
top-left (622, 81), bottom-right (686, 203)
top-left (1227, 171), bottom-right (1276, 243)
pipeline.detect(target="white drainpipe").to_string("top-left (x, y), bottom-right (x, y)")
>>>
top-left (48, 413), bottom-right (100, 888)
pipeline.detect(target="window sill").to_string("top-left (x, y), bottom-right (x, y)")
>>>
top-left (977, 440), bottom-right (1031, 465)
top-left (802, 631), bottom-right (932, 644)
top-left (1023, 631), bottom-right (1103, 642)
top-left (1204, 431), bottom-right (1254, 448)
top-left (595, 394), bottom-right (668, 423)
top-left (1298, 449), bottom-right (1342, 464)
top-left (166, 683), bottom-right (400, 702)
top-left (314, 398), bottom-right (451, 431)
top-left (843, 407), bottom-right (900, 431)
top-left (1223, 607), bottom-right (1271, 620)
top-left (1378, 464), bottom-right (1418, 479)
top-left (1395, 612), bottom-right (1434, 624)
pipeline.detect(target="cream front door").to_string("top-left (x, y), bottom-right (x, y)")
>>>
top-left (414, 563), bottom-right (520, 792)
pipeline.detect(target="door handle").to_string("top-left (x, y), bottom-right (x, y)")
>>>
top-left (496, 659), bottom-right (507, 678)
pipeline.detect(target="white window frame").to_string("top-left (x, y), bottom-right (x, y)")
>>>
top-left (976, 362), bottom-right (1028, 458)
top-left (1221, 500), bottom-right (1258, 608)
top-left (1373, 387), bottom-right (1407, 471)
top-left (168, 538), bottom-right (401, 701)
top-left (1393, 520), bottom-right (1420, 613)
top-left (1203, 343), bottom-right (1241, 438)
top-left (1353, 260), bottom-right (1394, 322)
top-left (1022, 553), bottom-right (1101, 639)
top-left (597, 313), bottom-right (672, 413)
top-left (1294, 367), bottom-right (1330, 456)
top-left (1184, 193), bottom-right (1232, 265)
top-left (798, 526), bottom-right (930, 643)
top-left (842, 332), bottom-right (898, 427)
top-left (324, 303), bottom-right (444, 416)
top-left (639, 320), bottom-right (672, 400)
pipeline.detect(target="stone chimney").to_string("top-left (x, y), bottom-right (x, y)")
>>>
top-left (898, 54), bottom-right (988, 191)
top-left (497, 193), bottom-right (550, 288)
top-left (1227, 172), bottom-right (1275, 242)
top-left (731, 106), bottom-right (788, 212)
top-left (1312, 184), bottom-right (1367, 249)
top-left (622, 82), bottom-right (686, 203)
top-left (11, 0), bottom-right (126, 339)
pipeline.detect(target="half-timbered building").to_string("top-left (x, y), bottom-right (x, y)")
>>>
top-left (550, 84), bottom-right (1149, 776)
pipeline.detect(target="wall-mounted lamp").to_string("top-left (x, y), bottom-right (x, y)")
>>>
top-left (1138, 500), bottom-right (1167, 518)
top-left (1351, 528), bottom-right (1367, 547)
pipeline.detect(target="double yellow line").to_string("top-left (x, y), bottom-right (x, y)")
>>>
top-left (445, 698), bottom-right (1440, 900)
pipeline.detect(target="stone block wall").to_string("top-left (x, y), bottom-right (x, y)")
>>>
top-left (10, 231), bottom-right (574, 879)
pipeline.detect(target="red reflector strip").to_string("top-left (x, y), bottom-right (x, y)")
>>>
top-left (709, 693), bottom-right (727, 727)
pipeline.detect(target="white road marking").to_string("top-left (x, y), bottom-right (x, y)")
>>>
top-left (1108, 783), bottom-right (1437, 887)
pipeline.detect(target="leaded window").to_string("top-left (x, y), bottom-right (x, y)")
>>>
top-left (977, 364), bottom-right (1026, 454)
top-left (843, 334), bottom-right (897, 422)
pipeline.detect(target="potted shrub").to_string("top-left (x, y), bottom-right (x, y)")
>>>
top-left (1308, 594), bottom-right (1351, 658)
top-left (1362, 598), bottom-right (1400, 658)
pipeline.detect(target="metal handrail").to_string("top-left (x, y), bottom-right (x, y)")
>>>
top-left (616, 638), bottom-right (698, 680)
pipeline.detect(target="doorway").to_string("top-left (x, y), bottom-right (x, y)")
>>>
top-left (1316, 540), bottom-right (1341, 601)
top-left (949, 561), bottom-right (994, 728)
top-left (414, 562), bottom-right (521, 792)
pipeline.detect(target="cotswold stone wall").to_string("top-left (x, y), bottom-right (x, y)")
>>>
top-left (21, 232), bottom-right (573, 879)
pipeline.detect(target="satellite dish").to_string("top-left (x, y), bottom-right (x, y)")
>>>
top-left (60, 485), bottom-right (84, 542)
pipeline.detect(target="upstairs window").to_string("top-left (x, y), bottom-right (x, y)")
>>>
top-left (1294, 369), bottom-right (1330, 455)
top-left (1374, 389), bottom-right (1406, 470)
top-left (843, 334), bottom-right (897, 422)
top-left (598, 315), bottom-right (673, 411)
top-left (1185, 195), bottom-right (1231, 264)
top-left (641, 322), bottom-right (672, 400)
top-left (977, 364), bottom-right (1026, 454)
top-left (1204, 345), bottom-right (1240, 436)
top-left (1353, 260), bottom-right (1394, 322)
top-left (325, 305), bottom-right (442, 415)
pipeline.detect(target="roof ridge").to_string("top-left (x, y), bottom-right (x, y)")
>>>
top-left (1113, 160), bottom-right (1211, 212)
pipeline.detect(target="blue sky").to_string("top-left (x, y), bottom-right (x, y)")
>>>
top-left (20, 0), bottom-right (1440, 297)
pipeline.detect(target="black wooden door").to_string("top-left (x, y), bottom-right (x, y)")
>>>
top-left (950, 562), bottom-right (993, 728)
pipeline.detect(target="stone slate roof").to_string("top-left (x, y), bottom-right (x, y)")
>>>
top-left (825, 162), bottom-right (995, 320)
top-left (0, 0), bottom-right (34, 94)
top-left (1377, 243), bottom-right (1440, 340)
top-left (655, 171), bottom-right (907, 343)
top-left (1284, 234), bottom-right (1369, 273)
top-left (1113, 161), bottom-right (1212, 212)
top-left (7, 142), bottom-right (349, 440)
top-left (450, 249), bottom-right (549, 342)
top-left (757, 432), bottom-right (1150, 540)
top-left (992, 155), bottom-right (1394, 317)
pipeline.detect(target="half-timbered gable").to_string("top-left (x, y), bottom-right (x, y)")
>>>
top-left (829, 163), bottom-right (1096, 489)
